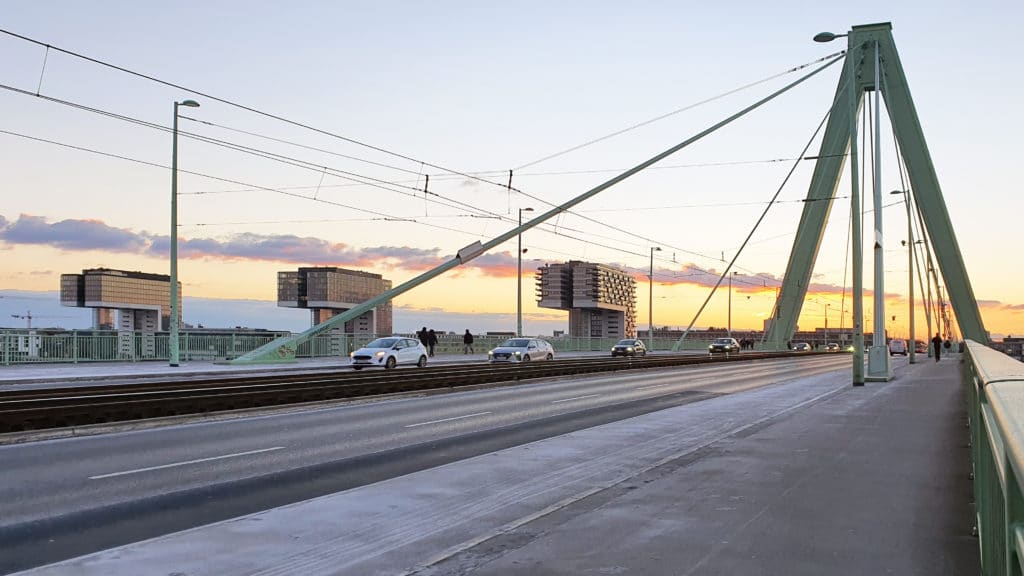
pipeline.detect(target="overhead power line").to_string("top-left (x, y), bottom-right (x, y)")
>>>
top-left (0, 27), bottom-right (516, 194)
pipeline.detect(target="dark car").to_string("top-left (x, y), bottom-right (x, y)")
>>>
top-left (791, 342), bottom-right (811, 352)
top-left (708, 337), bottom-right (741, 354)
top-left (611, 339), bottom-right (647, 357)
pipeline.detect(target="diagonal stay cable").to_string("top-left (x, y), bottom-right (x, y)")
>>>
top-left (515, 50), bottom-right (846, 171)
top-left (671, 83), bottom-right (842, 351)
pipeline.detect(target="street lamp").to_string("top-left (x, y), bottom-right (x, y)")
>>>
top-left (891, 189), bottom-right (916, 363)
top-left (824, 303), bottom-right (830, 347)
top-left (648, 247), bottom-right (661, 350)
top-left (813, 31), bottom-right (848, 43)
top-left (170, 99), bottom-right (199, 367)
top-left (517, 207), bottom-right (534, 337)
top-left (728, 271), bottom-right (737, 339)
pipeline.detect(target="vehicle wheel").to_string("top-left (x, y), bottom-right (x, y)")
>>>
top-left (417, 355), bottom-right (427, 368)
top-left (546, 353), bottom-right (553, 360)
top-left (522, 355), bottom-right (531, 362)
top-left (352, 366), bottom-right (363, 371)
top-left (385, 356), bottom-right (397, 369)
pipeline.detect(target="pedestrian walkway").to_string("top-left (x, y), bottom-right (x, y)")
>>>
top-left (16, 354), bottom-right (977, 575)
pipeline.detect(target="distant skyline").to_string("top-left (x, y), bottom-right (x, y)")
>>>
top-left (2, 2), bottom-right (1022, 340)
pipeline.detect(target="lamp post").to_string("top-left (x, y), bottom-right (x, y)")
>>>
top-left (517, 207), bottom-right (534, 337)
top-left (648, 246), bottom-right (661, 349)
top-left (728, 271), bottom-right (737, 339)
top-left (891, 189), bottom-right (916, 363)
top-left (170, 99), bottom-right (199, 367)
top-left (824, 303), bottom-right (830, 347)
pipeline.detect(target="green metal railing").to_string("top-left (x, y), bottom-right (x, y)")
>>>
top-left (965, 340), bottom-right (1024, 575)
top-left (0, 329), bottom-right (728, 366)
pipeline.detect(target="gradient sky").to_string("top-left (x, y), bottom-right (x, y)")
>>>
top-left (1, 1), bottom-right (1022, 338)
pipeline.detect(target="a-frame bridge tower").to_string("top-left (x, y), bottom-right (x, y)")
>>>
top-left (763, 23), bottom-right (987, 357)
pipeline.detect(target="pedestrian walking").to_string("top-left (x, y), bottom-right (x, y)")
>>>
top-left (427, 329), bottom-right (438, 357)
top-left (931, 332), bottom-right (943, 362)
top-left (418, 327), bottom-right (429, 347)
top-left (463, 329), bottom-right (474, 354)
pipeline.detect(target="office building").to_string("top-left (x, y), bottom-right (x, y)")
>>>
top-left (60, 268), bottom-right (180, 359)
top-left (536, 261), bottom-right (636, 338)
top-left (277, 267), bottom-right (393, 335)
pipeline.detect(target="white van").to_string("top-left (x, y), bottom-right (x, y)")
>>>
top-left (888, 339), bottom-right (908, 356)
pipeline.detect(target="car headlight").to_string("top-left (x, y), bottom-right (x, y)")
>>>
top-left (374, 350), bottom-right (386, 357)
top-left (349, 351), bottom-right (355, 357)
top-left (514, 351), bottom-right (521, 357)
top-left (708, 345), bottom-right (714, 350)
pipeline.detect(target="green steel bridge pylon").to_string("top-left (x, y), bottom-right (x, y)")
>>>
top-left (763, 22), bottom-right (987, 355)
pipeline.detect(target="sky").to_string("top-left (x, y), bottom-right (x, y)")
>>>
top-left (1, 1), bottom-right (1022, 338)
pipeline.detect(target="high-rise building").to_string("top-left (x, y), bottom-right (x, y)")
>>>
top-left (277, 267), bottom-right (393, 335)
top-left (536, 261), bottom-right (636, 338)
top-left (60, 268), bottom-right (180, 359)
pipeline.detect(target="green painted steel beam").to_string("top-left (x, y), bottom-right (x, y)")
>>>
top-left (231, 56), bottom-right (842, 365)
top-left (765, 22), bottom-right (988, 352)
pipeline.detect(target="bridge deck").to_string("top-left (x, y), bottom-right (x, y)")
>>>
top-left (15, 355), bottom-right (978, 575)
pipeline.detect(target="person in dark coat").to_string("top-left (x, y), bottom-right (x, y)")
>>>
top-left (463, 329), bottom-right (474, 354)
top-left (418, 327), bottom-right (429, 348)
top-left (427, 329), bottom-right (438, 357)
top-left (931, 333), bottom-right (943, 362)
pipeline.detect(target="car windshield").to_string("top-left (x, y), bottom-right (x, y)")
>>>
top-left (616, 340), bottom-right (637, 346)
top-left (500, 339), bottom-right (531, 347)
top-left (365, 338), bottom-right (399, 348)
top-left (713, 338), bottom-right (734, 344)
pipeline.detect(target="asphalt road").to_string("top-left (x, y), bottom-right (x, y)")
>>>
top-left (0, 354), bottom-right (849, 574)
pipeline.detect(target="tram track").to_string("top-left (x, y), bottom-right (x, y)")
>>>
top-left (0, 352), bottom-right (830, 433)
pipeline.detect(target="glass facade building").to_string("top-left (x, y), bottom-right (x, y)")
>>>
top-left (60, 268), bottom-right (180, 330)
top-left (278, 267), bottom-right (393, 335)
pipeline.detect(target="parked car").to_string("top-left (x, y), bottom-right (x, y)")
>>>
top-left (791, 342), bottom-right (811, 352)
top-left (488, 338), bottom-right (555, 363)
top-left (350, 337), bottom-right (428, 370)
top-left (611, 339), bottom-right (647, 357)
top-left (826, 343), bottom-right (840, 352)
top-left (708, 337), bottom-right (741, 354)
top-left (914, 340), bottom-right (927, 354)
top-left (888, 338), bottom-right (908, 356)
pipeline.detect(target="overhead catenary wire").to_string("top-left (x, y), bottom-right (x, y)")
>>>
top-left (0, 27), bottom-right (520, 194)
top-left (2, 30), bottom-right (847, 274)
top-left (0, 79), bottom-right (795, 277)
top-left (1, 27), bottom-right (849, 291)
top-left (0, 128), bottom-right (483, 238)
top-left (0, 35), bottom-right (850, 282)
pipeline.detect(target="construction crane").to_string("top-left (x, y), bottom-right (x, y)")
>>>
top-left (10, 310), bottom-right (72, 329)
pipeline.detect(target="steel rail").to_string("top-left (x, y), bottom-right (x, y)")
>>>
top-left (0, 352), bottom-right (833, 433)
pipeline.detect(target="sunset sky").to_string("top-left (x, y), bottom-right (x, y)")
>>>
top-left (1, 1), bottom-right (1022, 338)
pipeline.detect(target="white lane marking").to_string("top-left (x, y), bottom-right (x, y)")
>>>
top-left (551, 394), bottom-right (600, 404)
top-left (404, 411), bottom-right (492, 428)
top-left (89, 446), bottom-right (285, 480)
top-left (636, 383), bottom-right (671, 391)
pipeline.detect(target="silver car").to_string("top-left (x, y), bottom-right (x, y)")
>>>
top-left (350, 337), bottom-right (428, 370)
top-left (488, 338), bottom-right (555, 363)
